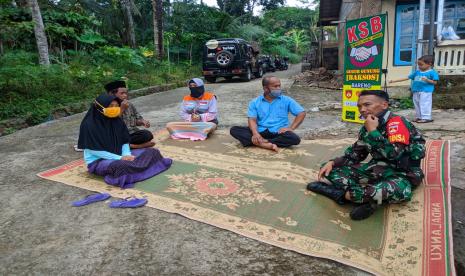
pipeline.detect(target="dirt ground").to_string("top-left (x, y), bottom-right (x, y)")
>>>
top-left (1, 65), bottom-right (464, 275)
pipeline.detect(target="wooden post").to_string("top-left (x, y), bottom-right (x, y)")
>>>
top-left (437, 0), bottom-right (444, 41)
top-left (337, 0), bottom-right (382, 71)
top-left (338, 0), bottom-right (361, 71)
top-left (428, 0), bottom-right (436, 55)
top-left (417, 0), bottom-right (426, 60)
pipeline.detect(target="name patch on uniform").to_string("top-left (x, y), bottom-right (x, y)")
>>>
top-left (387, 116), bottom-right (410, 145)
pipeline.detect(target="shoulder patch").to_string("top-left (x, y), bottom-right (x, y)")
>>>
top-left (387, 116), bottom-right (410, 145)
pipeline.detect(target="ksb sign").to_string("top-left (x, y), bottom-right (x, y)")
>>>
top-left (342, 14), bottom-right (386, 123)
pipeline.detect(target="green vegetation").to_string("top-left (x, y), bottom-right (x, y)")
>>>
top-left (399, 97), bottom-right (414, 109)
top-left (0, 50), bottom-right (199, 125)
top-left (0, 0), bottom-right (319, 130)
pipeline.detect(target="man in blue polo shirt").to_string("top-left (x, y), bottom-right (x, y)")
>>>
top-left (230, 76), bottom-right (306, 152)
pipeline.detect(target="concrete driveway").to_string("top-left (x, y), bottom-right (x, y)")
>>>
top-left (1, 64), bottom-right (463, 275)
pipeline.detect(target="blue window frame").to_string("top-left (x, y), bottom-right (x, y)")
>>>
top-left (394, 4), bottom-right (430, 66)
top-left (443, 2), bottom-right (465, 38)
top-left (394, 1), bottom-right (465, 66)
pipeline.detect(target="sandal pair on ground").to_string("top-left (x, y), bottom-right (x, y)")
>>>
top-left (414, 118), bottom-right (434, 123)
top-left (72, 193), bottom-right (147, 208)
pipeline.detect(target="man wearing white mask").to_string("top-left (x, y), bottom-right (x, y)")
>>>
top-left (230, 76), bottom-right (306, 152)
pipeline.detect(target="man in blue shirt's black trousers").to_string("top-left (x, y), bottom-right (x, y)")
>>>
top-left (230, 76), bottom-right (306, 152)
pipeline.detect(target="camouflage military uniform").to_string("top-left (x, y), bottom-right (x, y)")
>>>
top-left (326, 110), bottom-right (425, 205)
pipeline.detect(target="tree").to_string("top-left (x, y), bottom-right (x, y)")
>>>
top-left (120, 0), bottom-right (136, 48)
top-left (286, 29), bottom-right (308, 53)
top-left (259, 0), bottom-right (284, 11)
top-left (296, 0), bottom-right (319, 8)
top-left (216, 0), bottom-right (225, 11)
top-left (217, 0), bottom-right (248, 17)
top-left (262, 7), bottom-right (317, 34)
top-left (28, 0), bottom-right (49, 65)
top-left (152, 0), bottom-right (163, 58)
top-left (164, 31), bottom-right (174, 69)
top-left (245, 0), bottom-right (259, 16)
top-left (227, 22), bottom-right (268, 42)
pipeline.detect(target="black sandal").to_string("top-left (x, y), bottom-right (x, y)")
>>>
top-left (416, 119), bottom-right (434, 123)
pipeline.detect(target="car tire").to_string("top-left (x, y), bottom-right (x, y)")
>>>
top-left (215, 51), bottom-right (234, 67)
top-left (242, 67), bottom-right (252, 81)
top-left (205, 76), bottom-right (216, 83)
top-left (254, 66), bottom-right (264, 78)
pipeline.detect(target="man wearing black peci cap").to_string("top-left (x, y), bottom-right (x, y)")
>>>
top-left (307, 90), bottom-right (426, 220)
top-left (105, 80), bottom-right (155, 149)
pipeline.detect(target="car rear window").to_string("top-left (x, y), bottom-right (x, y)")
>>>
top-left (206, 44), bottom-right (237, 58)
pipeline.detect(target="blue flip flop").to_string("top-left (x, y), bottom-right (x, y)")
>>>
top-left (72, 193), bottom-right (111, 207)
top-left (109, 197), bottom-right (147, 208)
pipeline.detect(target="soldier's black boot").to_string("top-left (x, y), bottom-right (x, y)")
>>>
top-left (350, 202), bottom-right (376, 220)
top-left (307, 181), bottom-right (346, 205)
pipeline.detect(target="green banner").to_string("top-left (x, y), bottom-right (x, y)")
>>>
top-left (342, 14), bottom-right (386, 123)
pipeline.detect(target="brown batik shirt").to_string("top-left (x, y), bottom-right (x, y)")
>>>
top-left (122, 102), bottom-right (143, 134)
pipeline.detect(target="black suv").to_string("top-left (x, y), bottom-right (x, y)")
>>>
top-left (202, 38), bottom-right (265, 83)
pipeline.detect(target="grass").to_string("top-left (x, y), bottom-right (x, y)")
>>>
top-left (0, 50), bottom-right (201, 128)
